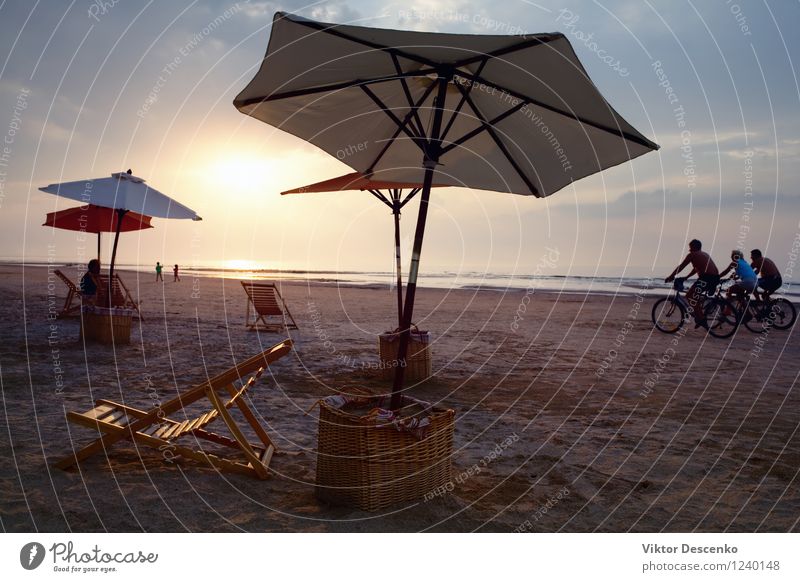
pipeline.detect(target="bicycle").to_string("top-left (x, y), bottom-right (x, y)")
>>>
top-left (651, 277), bottom-right (739, 338)
top-left (728, 289), bottom-right (797, 333)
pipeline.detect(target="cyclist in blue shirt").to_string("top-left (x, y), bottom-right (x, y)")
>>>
top-left (720, 249), bottom-right (758, 301)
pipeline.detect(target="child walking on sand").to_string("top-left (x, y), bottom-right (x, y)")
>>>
top-left (173, 264), bottom-right (180, 282)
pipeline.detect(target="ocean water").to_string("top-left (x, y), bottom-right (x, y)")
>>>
top-left (19, 261), bottom-right (800, 298)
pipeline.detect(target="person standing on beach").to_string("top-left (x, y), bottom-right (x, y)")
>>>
top-left (750, 249), bottom-right (783, 301)
top-left (155, 261), bottom-right (163, 282)
top-left (665, 239), bottom-right (720, 329)
top-left (173, 264), bottom-right (180, 282)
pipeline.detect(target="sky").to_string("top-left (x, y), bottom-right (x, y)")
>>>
top-left (0, 0), bottom-right (798, 279)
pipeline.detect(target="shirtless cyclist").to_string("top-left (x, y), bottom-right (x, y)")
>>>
top-left (750, 249), bottom-right (783, 302)
top-left (665, 239), bottom-right (720, 330)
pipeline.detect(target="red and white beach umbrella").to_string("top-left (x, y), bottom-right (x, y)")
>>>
top-left (40, 170), bottom-right (201, 305)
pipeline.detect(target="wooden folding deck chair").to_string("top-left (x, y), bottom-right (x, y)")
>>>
top-left (53, 269), bottom-right (83, 318)
top-left (98, 274), bottom-right (143, 320)
top-left (241, 281), bottom-right (298, 332)
top-left (54, 339), bottom-right (293, 479)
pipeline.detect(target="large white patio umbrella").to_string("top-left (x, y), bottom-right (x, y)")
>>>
top-left (235, 13), bottom-right (658, 407)
top-left (40, 170), bottom-right (201, 304)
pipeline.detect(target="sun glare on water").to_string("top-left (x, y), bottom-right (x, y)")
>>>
top-left (223, 259), bottom-right (264, 272)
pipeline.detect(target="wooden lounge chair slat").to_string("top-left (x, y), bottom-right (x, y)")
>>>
top-left (185, 417), bottom-right (203, 433)
top-left (93, 399), bottom-right (147, 417)
top-left (54, 340), bottom-right (292, 479)
top-left (143, 423), bottom-right (164, 436)
top-left (162, 419), bottom-right (188, 440)
top-left (152, 424), bottom-right (172, 438)
top-left (103, 410), bottom-right (127, 425)
top-left (84, 404), bottom-right (115, 420)
top-left (181, 416), bottom-right (204, 436)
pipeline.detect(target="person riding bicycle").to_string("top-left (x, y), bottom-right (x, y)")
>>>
top-left (719, 249), bottom-right (758, 299)
top-left (665, 239), bottom-right (720, 329)
top-left (750, 249), bottom-right (783, 301)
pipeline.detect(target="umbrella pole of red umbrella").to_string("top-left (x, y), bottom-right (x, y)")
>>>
top-left (97, 232), bottom-right (101, 261)
top-left (106, 209), bottom-right (128, 307)
top-left (390, 77), bottom-right (448, 410)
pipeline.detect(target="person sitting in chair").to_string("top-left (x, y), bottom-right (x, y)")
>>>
top-left (80, 259), bottom-right (101, 305)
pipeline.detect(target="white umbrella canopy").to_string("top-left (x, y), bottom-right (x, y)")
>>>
top-left (235, 12), bottom-right (658, 197)
top-left (39, 171), bottom-right (201, 220)
top-left (235, 13), bottom-right (659, 406)
top-left (39, 171), bottom-right (201, 305)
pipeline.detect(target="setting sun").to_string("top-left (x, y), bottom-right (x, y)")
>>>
top-left (209, 156), bottom-right (274, 192)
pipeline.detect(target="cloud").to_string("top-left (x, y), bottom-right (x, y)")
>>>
top-left (42, 121), bottom-right (74, 142)
top-left (532, 187), bottom-right (800, 223)
top-left (239, 1), bottom-right (361, 23)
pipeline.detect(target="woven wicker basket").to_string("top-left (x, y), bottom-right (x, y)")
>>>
top-left (315, 391), bottom-right (454, 511)
top-left (80, 306), bottom-right (133, 344)
top-left (378, 328), bottom-right (431, 381)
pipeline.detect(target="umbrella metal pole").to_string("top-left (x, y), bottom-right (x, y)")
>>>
top-left (393, 196), bottom-right (403, 329)
top-left (97, 232), bottom-right (101, 261)
top-left (390, 75), bottom-right (449, 410)
top-left (107, 209), bottom-right (127, 308)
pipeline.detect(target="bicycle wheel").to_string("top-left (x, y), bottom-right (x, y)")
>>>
top-left (704, 297), bottom-right (739, 338)
top-left (652, 297), bottom-right (686, 333)
top-left (743, 300), bottom-right (766, 333)
top-left (767, 298), bottom-right (797, 330)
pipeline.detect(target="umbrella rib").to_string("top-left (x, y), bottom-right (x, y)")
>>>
top-left (366, 80), bottom-right (438, 175)
top-left (450, 34), bottom-right (564, 69)
top-left (367, 189), bottom-right (393, 209)
top-left (391, 53), bottom-right (426, 138)
top-left (360, 85), bottom-right (428, 154)
top-left (455, 86), bottom-right (541, 196)
top-left (455, 70), bottom-right (659, 150)
top-left (440, 57), bottom-right (489, 143)
top-left (440, 98), bottom-right (527, 154)
top-left (400, 188), bottom-right (421, 208)
top-left (235, 69), bottom-right (439, 107)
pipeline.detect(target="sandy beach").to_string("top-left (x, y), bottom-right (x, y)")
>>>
top-left (0, 263), bottom-right (797, 532)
